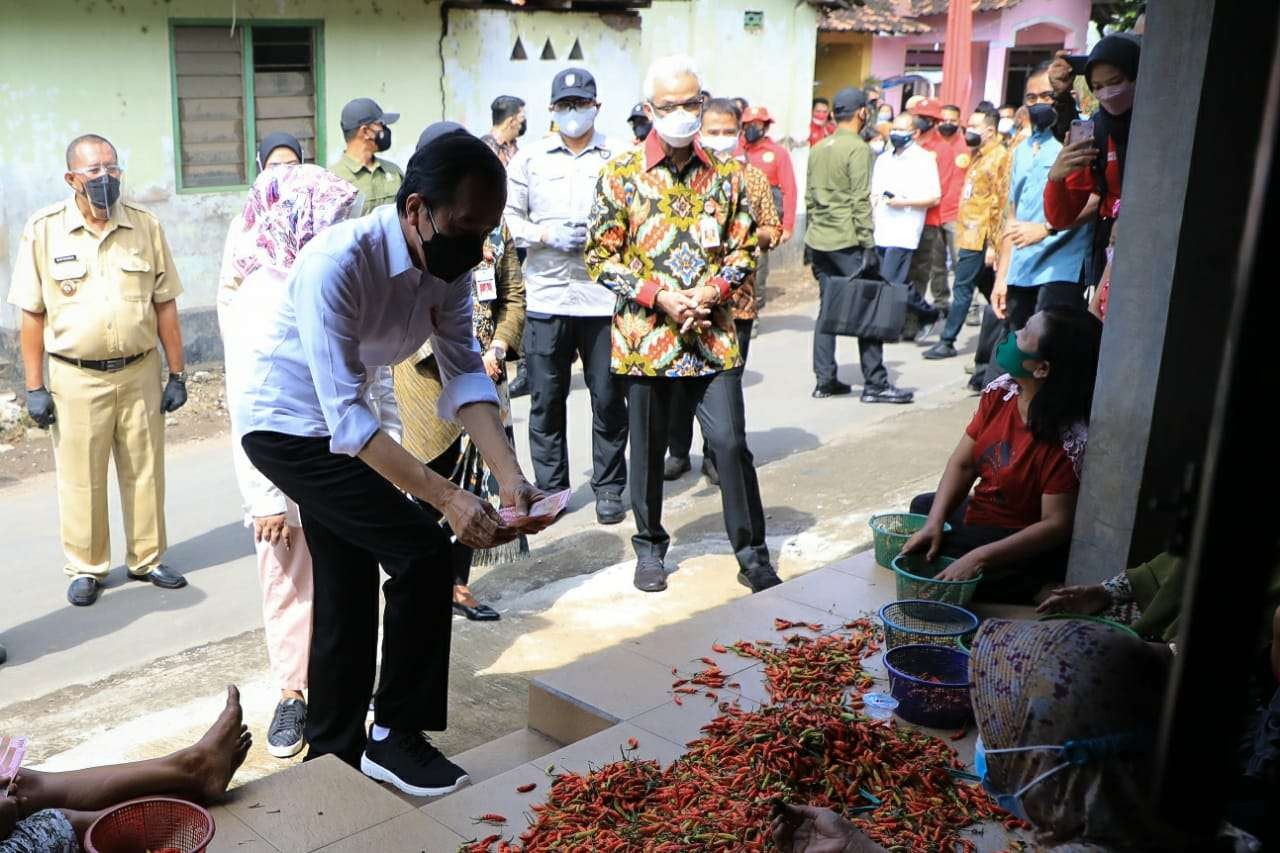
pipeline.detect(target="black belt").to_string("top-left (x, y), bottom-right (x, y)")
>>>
top-left (51, 350), bottom-right (151, 372)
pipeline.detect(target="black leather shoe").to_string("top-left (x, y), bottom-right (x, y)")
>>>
top-left (129, 564), bottom-right (188, 589)
top-left (634, 556), bottom-right (668, 592)
top-left (453, 601), bottom-right (501, 621)
top-left (861, 385), bottom-right (914, 405)
top-left (701, 457), bottom-right (720, 487)
top-left (737, 565), bottom-right (783, 593)
top-left (67, 576), bottom-right (101, 607)
top-left (0, 643), bottom-right (6, 665)
top-left (596, 492), bottom-right (625, 525)
top-left (508, 363), bottom-right (529, 398)
top-left (968, 374), bottom-right (986, 393)
top-left (812, 380), bottom-right (853, 399)
top-left (923, 342), bottom-right (958, 360)
top-left (663, 455), bottom-right (691, 481)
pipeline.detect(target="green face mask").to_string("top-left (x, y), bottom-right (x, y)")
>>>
top-left (995, 332), bottom-right (1043, 379)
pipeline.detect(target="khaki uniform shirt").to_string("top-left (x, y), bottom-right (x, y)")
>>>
top-left (329, 153), bottom-right (403, 216)
top-left (7, 199), bottom-right (183, 361)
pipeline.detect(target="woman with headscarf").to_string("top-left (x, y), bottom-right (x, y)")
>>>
top-left (216, 164), bottom-right (365, 761)
top-left (1043, 35), bottom-right (1141, 312)
top-left (392, 122), bottom-right (527, 622)
top-left (773, 619), bottom-right (1259, 852)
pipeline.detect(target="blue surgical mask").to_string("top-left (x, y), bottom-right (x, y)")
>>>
top-left (553, 106), bottom-right (598, 138)
top-left (889, 132), bottom-right (913, 151)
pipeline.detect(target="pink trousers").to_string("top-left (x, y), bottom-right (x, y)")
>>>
top-left (257, 523), bottom-right (313, 692)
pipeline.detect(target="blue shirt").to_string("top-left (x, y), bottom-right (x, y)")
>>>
top-left (1005, 129), bottom-right (1093, 288)
top-left (238, 204), bottom-right (497, 456)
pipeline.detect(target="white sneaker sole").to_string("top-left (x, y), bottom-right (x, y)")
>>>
top-left (360, 753), bottom-right (470, 797)
top-left (268, 737), bottom-right (305, 759)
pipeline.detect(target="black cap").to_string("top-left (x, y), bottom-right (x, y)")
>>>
top-left (416, 121), bottom-right (469, 153)
top-left (340, 98), bottom-right (400, 133)
top-left (551, 68), bottom-right (597, 103)
top-left (627, 102), bottom-right (647, 123)
top-left (832, 87), bottom-right (867, 119)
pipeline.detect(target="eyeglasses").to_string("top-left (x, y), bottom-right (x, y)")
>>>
top-left (554, 98), bottom-right (596, 111)
top-left (71, 164), bottom-right (123, 179)
top-left (648, 96), bottom-right (705, 117)
top-left (1024, 90), bottom-right (1055, 106)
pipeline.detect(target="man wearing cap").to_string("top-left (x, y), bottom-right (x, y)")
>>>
top-left (738, 106), bottom-right (797, 246)
top-left (907, 97), bottom-right (968, 336)
top-left (504, 67), bottom-right (628, 526)
top-left (626, 102), bottom-right (652, 148)
top-left (9, 133), bottom-right (190, 607)
top-left (805, 89), bottom-right (913, 405)
top-left (330, 98), bottom-right (402, 216)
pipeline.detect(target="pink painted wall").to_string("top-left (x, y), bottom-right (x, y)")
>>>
top-left (866, 0), bottom-right (1090, 111)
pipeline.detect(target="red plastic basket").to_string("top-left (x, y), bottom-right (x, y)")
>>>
top-left (85, 797), bottom-right (215, 853)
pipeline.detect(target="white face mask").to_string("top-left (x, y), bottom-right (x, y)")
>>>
top-left (652, 107), bottom-right (703, 148)
top-left (998, 117), bottom-right (1015, 136)
top-left (553, 106), bottom-right (598, 138)
top-left (870, 137), bottom-right (886, 154)
top-left (699, 134), bottom-right (737, 154)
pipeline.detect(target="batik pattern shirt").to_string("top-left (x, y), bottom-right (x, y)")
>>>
top-left (585, 134), bottom-right (757, 377)
top-left (955, 139), bottom-right (1012, 252)
top-left (732, 162), bottom-right (780, 321)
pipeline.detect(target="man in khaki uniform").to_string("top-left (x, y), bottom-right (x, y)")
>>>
top-left (8, 133), bottom-right (190, 607)
top-left (328, 98), bottom-right (403, 215)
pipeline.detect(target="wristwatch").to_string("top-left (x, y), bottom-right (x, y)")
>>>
top-left (1043, 223), bottom-right (1059, 237)
top-left (169, 371), bottom-right (187, 383)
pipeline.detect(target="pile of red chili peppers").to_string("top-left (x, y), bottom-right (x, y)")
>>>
top-left (461, 618), bottom-right (1023, 852)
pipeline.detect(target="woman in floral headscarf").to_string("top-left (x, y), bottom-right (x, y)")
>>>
top-left (216, 163), bottom-right (369, 761)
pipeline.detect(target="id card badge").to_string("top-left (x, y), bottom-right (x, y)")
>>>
top-left (474, 265), bottom-right (498, 301)
top-left (698, 216), bottom-right (721, 249)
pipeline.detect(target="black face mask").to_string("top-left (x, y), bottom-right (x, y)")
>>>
top-left (743, 125), bottom-right (766, 144)
top-left (375, 127), bottom-right (392, 152)
top-left (518, 119), bottom-right (528, 138)
top-left (938, 122), bottom-right (959, 137)
top-left (82, 175), bottom-right (121, 211)
top-left (913, 115), bottom-right (934, 134)
top-left (418, 206), bottom-right (486, 283)
top-left (964, 130), bottom-right (983, 148)
top-left (1028, 103), bottom-right (1057, 131)
top-left (631, 120), bottom-right (652, 142)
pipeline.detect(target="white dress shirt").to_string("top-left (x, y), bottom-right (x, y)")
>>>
top-left (237, 204), bottom-right (496, 457)
top-left (871, 143), bottom-right (942, 250)
top-left (504, 130), bottom-right (620, 316)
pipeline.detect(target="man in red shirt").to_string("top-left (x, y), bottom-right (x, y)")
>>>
top-left (906, 98), bottom-right (969, 337)
top-left (808, 97), bottom-right (836, 147)
top-left (738, 106), bottom-right (798, 316)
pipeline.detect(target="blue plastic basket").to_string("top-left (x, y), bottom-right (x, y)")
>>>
top-left (883, 644), bottom-right (973, 729)
top-left (878, 600), bottom-right (979, 650)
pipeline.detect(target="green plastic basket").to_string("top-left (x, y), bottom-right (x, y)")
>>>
top-left (868, 513), bottom-right (950, 568)
top-left (1037, 613), bottom-right (1141, 639)
top-left (891, 552), bottom-right (982, 605)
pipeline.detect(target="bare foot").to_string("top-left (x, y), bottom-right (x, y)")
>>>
top-left (453, 585), bottom-right (480, 608)
top-left (183, 686), bottom-right (252, 803)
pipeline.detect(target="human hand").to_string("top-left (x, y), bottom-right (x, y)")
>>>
top-left (679, 289), bottom-right (715, 334)
top-left (992, 279), bottom-right (1008, 319)
top-left (442, 487), bottom-right (516, 549)
top-left (771, 802), bottom-right (868, 853)
top-left (1037, 584), bottom-right (1110, 616)
top-left (936, 551), bottom-right (984, 582)
top-left (253, 513), bottom-right (292, 549)
top-left (1048, 138), bottom-right (1098, 182)
top-left (757, 226), bottom-right (778, 251)
top-left (901, 522), bottom-right (946, 563)
top-left (25, 387), bottom-right (55, 428)
top-left (780, 229), bottom-right (793, 244)
top-left (1048, 50), bottom-right (1075, 95)
top-left (161, 375), bottom-right (188, 413)
top-left (655, 290), bottom-right (700, 325)
top-left (482, 349), bottom-right (504, 381)
top-left (544, 223), bottom-right (588, 252)
top-left (887, 198), bottom-right (910, 209)
top-left (1007, 221), bottom-right (1050, 249)
top-left (498, 478), bottom-right (558, 534)
top-left (1, 786), bottom-right (18, 841)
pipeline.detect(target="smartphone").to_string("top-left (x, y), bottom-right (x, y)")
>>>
top-left (1066, 54), bottom-right (1089, 76)
top-left (881, 191), bottom-right (895, 199)
top-left (1069, 119), bottom-right (1095, 146)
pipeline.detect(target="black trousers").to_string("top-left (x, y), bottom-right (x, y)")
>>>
top-left (981, 283), bottom-right (1085, 385)
top-left (242, 431), bottom-right (454, 767)
top-left (810, 246), bottom-right (888, 390)
top-left (627, 372), bottom-right (770, 573)
top-left (526, 315), bottom-right (627, 496)
top-left (910, 492), bottom-right (1068, 603)
top-left (878, 247), bottom-right (941, 321)
top-left (667, 319), bottom-right (753, 461)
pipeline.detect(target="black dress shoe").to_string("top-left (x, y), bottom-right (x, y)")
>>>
top-left (596, 492), bottom-right (626, 525)
top-left (634, 556), bottom-right (668, 592)
top-left (453, 601), bottom-right (501, 621)
top-left (701, 457), bottom-right (720, 487)
top-left (0, 643), bottom-right (6, 665)
top-left (67, 576), bottom-right (101, 607)
top-left (860, 385), bottom-right (914, 405)
top-left (129, 564), bottom-right (188, 589)
top-left (663, 455), bottom-right (691, 480)
top-left (508, 362), bottom-right (529, 398)
top-left (737, 565), bottom-right (783, 593)
top-left (812, 380), bottom-right (853, 399)
top-left (923, 342), bottom-right (958, 360)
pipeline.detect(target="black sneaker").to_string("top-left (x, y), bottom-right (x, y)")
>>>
top-left (634, 555), bottom-right (668, 592)
top-left (860, 385), bottom-right (914, 404)
top-left (812, 380), bottom-right (853, 399)
top-left (737, 565), bottom-right (783, 593)
top-left (361, 729), bottom-right (470, 797)
top-left (923, 342), bottom-right (958, 360)
top-left (267, 698), bottom-right (307, 758)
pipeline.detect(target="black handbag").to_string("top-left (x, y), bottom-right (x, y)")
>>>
top-left (816, 252), bottom-right (908, 341)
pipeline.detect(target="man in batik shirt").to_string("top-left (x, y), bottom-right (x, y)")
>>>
top-left (585, 54), bottom-right (780, 595)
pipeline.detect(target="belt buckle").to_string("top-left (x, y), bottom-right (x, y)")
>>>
top-left (103, 356), bottom-right (128, 372)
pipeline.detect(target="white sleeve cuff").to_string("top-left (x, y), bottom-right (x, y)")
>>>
top-left (436, 372), bottom-right (500, 422)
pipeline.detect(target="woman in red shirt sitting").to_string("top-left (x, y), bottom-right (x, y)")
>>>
top-left (902, 306), bottom-right (1103, 602)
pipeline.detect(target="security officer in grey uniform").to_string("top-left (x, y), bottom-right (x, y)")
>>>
top-left (8, 133), bottom-right (189, 606)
